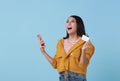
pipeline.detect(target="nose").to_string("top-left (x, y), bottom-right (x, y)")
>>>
top-left (67, 22), bottom-right (71, 26)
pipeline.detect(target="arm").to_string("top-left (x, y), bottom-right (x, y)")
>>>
top-left (80, 48), bottom-right (87, 64)
top-left (80, 41), bottom-right (91, 64)
top-left (41, 50), bottom-right (54, 64)
top-left (37, 34), bottom-right (54, 64)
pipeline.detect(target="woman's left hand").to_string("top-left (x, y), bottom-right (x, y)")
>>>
top-left (82, 41), bottom-right (90, 50)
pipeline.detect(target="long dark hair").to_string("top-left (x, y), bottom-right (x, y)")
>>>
top-left (63, 15), bottom-right (87, 39)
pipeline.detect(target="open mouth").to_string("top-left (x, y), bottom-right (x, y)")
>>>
top-left (68, 27), bottom-right (72, 30)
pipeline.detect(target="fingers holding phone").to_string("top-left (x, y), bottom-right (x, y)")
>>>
top-left (37, 34), bottom-right (46, 52)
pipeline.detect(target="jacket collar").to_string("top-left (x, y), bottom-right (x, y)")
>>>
top-left (60, 38), bottom-right (85, 55)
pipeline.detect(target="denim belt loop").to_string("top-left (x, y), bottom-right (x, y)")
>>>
top-left (64, 71), bottom-right (68, 81)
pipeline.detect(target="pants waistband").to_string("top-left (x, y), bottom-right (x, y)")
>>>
top-left (59, 71), bottom-right (85, 76)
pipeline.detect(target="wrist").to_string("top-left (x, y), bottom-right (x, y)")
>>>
top-left (42, 50), bottom-right (46, 54)
top-left (82, 48), bottom-right (86, 51)
top-left (40, 49), bottom-right (46, 54)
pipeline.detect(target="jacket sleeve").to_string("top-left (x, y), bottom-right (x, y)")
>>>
top-left (85, 42), bottom-right (95, 65)
top-left (51, 54), bottom-right (57, 69)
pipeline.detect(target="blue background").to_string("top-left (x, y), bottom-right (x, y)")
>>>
top-left (0, 0), bottom-right (120, 81)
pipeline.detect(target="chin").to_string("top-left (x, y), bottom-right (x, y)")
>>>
top-left (67, 32), bottom-right (72, 34)
top-left (68, 32), bottom-right (74, 35)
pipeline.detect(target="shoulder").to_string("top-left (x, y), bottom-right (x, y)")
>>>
top-left (57, 38), bottom-right (64, 44)
top-left (89, 40), bottom-right (95, 48)
top-left (88, 40), bottom-right (95, 53)
top-left (56, 38), bottom-right (64, 47)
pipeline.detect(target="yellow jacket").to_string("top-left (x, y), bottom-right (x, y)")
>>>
top-left (51, 39), bottom-right (95, 75)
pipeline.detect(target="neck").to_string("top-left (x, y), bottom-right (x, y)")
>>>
top-left (68, 34), bottom-right (81, 42)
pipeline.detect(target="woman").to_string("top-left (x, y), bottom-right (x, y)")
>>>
top-left (37, 15), bottom-right (95, 81)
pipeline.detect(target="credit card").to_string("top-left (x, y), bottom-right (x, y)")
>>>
top-left (82, 35), bottom-right (90, 41)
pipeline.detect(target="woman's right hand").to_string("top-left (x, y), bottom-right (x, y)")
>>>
top-left (37, 34), bottom-right (46, 53)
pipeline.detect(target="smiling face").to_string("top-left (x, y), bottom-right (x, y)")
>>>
top-left (66, 17), bottom-right (77, 35)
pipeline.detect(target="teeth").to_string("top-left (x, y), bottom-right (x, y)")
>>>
top-left (68, 28), bottom-right (72, 30)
